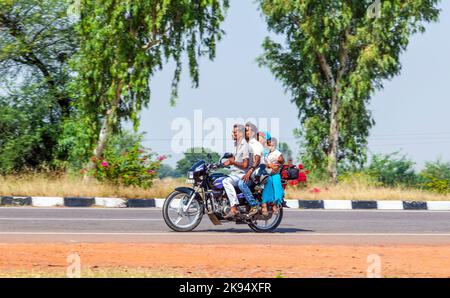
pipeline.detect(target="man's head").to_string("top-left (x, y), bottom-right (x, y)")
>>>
top-left (245, 122), bottom-right (258, 141)
top-left (233, 124), bottom-right (245, 142)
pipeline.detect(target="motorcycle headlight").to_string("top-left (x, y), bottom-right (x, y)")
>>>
top-left (187, 171), bottom-right (194, 179)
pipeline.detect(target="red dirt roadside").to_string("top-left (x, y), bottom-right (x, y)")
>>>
top-left (1, 243), bottom-right (450, 277)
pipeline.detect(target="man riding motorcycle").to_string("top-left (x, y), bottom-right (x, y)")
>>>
top-left (238, 122), bottom-right (265, 217)
top-left (222, 124), bottom-right (250, 219)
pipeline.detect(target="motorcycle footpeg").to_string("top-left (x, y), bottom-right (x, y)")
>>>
top-left (235, 218), bottom-right (247, 225)
top-left (207, 211), bottom-right (222, 225)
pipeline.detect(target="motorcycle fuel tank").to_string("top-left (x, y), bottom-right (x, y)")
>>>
top-left (210, 173), bottom-right (228, 190)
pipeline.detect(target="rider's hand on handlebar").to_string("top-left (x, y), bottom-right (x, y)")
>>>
top-left (223, 157), bottom-right (234, 167)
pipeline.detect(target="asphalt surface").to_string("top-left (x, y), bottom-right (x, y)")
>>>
top-left (1, 207), bottom-right (450, 245)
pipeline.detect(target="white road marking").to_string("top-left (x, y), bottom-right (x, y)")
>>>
top-left (0, 207), bottom-right (159, 210)
top-left (0, 232), bottom-right (450, 236)
top-left (1, 207), bottom-right (450, 213)
top-left (0, 218), bottom-right (163, 221)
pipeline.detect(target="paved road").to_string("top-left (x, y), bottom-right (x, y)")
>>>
top-left (1, 207), bottom-right (450, 244)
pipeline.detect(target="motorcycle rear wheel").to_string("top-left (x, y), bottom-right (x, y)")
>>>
top-left (248, 207), bottom-right (283, 232)
top-left (162, 190), bottom-right (204, 232)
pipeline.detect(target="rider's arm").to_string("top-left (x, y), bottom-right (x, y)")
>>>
top-left (245, 155), bottom-right (260, 176)
top-left (253, 154), bottom-right (261, 168)
top-left (232, 158), bottom-right (248, 169)
top-left (271, 155), bottom-right (284, 172)
top-left (232, 142), bottom-right (249, 170)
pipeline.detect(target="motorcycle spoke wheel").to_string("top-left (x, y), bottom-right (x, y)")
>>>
top-left (163, 191), bottom-right (203, 232)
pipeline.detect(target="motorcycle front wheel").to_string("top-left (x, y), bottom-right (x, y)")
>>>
top-left (162, 190), bottom-right (204, 232)
top-left (248, 207), bottom-right (283, 233)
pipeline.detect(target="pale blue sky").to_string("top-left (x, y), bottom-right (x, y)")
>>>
top-left (136, 0), bottom-right (450, 169)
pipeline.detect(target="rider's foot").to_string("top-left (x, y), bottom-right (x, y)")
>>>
top-left (224, 206), bottom-right (238, 219)
top-left (247, 206), bottom-right (259, 217)
top-left (261, 204), bottom-right (269, 217)
top-left (273, 204), bottom-right (279, 214)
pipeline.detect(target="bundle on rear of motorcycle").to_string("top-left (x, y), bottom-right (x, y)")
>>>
top-left (281, 164), bottom-right (300, 180)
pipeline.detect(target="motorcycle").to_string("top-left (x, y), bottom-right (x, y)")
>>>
top-left (162, 153), bottom-right (284, 232)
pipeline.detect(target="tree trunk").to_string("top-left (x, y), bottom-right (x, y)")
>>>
top-left (327, 92), bottom-right (339, 184)
top-left (83, 81), bottom-right (122, 181)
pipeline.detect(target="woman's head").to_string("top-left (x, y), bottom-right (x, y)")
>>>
top-left (270, 137), bottom-right (278, 152)
top-left (258, 131), bottom-right (271, 147)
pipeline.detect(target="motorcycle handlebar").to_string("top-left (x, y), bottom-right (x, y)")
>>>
top-left (206, 162), bottom-right (230, 171)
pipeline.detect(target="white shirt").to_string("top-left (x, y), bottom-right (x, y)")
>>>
top-left (265, 149), bottom-right (282, 174)
top-left (231, 138), bottom-right (249, 175)
top-left (248, 138), bottom-right (265, 167)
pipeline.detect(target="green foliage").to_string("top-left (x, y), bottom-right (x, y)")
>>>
top-left (158, 164), bottom-right (181, 179)
top-left (176, 148), bottom-right (220, 175)
top-left (0, 84), bottom-right (60, 173)
top-left (419, 159), bottom-right (450, 194)
top-left (258, 0), bottom-right (440, 178)
top-left (0, 0), bottom-right (77, 117)
top-left (338, 171), bottom-right (382, 188)
top-left (89, 131), bottom-right (161, 188)
top-left (55, 114), bottom-right (96, 170)
top-left (279, 142), bottom-right (293, 161)
top-left (0, 0), bottom-right (78, 172)
top-left (72, 0), bottom-right (229, 166)
top-left (365, 152), bottom-right (418, 187)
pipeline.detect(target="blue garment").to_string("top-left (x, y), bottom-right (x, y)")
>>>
top-left (238, 180), bottom-right (259, 207)
top-left (262, 130), bottom-right (272, 141)
top-left (262, 173), bottom-right (284, 205)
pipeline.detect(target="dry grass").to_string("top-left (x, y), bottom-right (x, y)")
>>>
top-left (285, 184), bottom-right (450, 201)
top-left (0, 267), bottom-right (185, 278)
top-left (0, 174), bottom-right (188, 199)
top-left (0, 173), bottom-right (449, 201)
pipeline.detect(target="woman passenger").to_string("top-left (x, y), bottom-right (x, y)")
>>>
top-left (261, 137), bottom-right (285, 216)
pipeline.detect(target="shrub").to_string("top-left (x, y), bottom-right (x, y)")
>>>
top-left (158, 164), bottom-right (182, 179)
top-left (339, 171), bottom-right (382, 188)
top-left (88, 132), bottom-right (162, 189)
top-left (175, 147), bottom-right (220, 175)
top-left (364, 152), bottom-right (418, 187)
top-left (419, 159), bottom-right (450, 194)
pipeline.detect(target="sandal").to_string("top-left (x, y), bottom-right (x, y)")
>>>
top-left (224, 206), bottom-right (239, 219)
top-left (261, 205), bottom-right (269, 217)
top-left (272, 205), bottom-right (279, 214)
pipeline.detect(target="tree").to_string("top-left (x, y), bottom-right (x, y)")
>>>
top-left (0, 0), bottom-right (77, 171)
top-left (278, 142), bottom-right (293, 162)
top-left (0, 0), bottom-right (77, 118)
top-left (258, 0), bottom-right (440, 183)
top-left (72, 0), bottom-right (229, 178)
top-left (158, 164), bottom-right (181, 179)
top-left (0, 84), bottom-right (59, 173)
top-left (176, 147), bottom-right (220, 176)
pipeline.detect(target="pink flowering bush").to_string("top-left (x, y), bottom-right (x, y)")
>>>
top-left (90, 133), bottom-right (163, 189)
